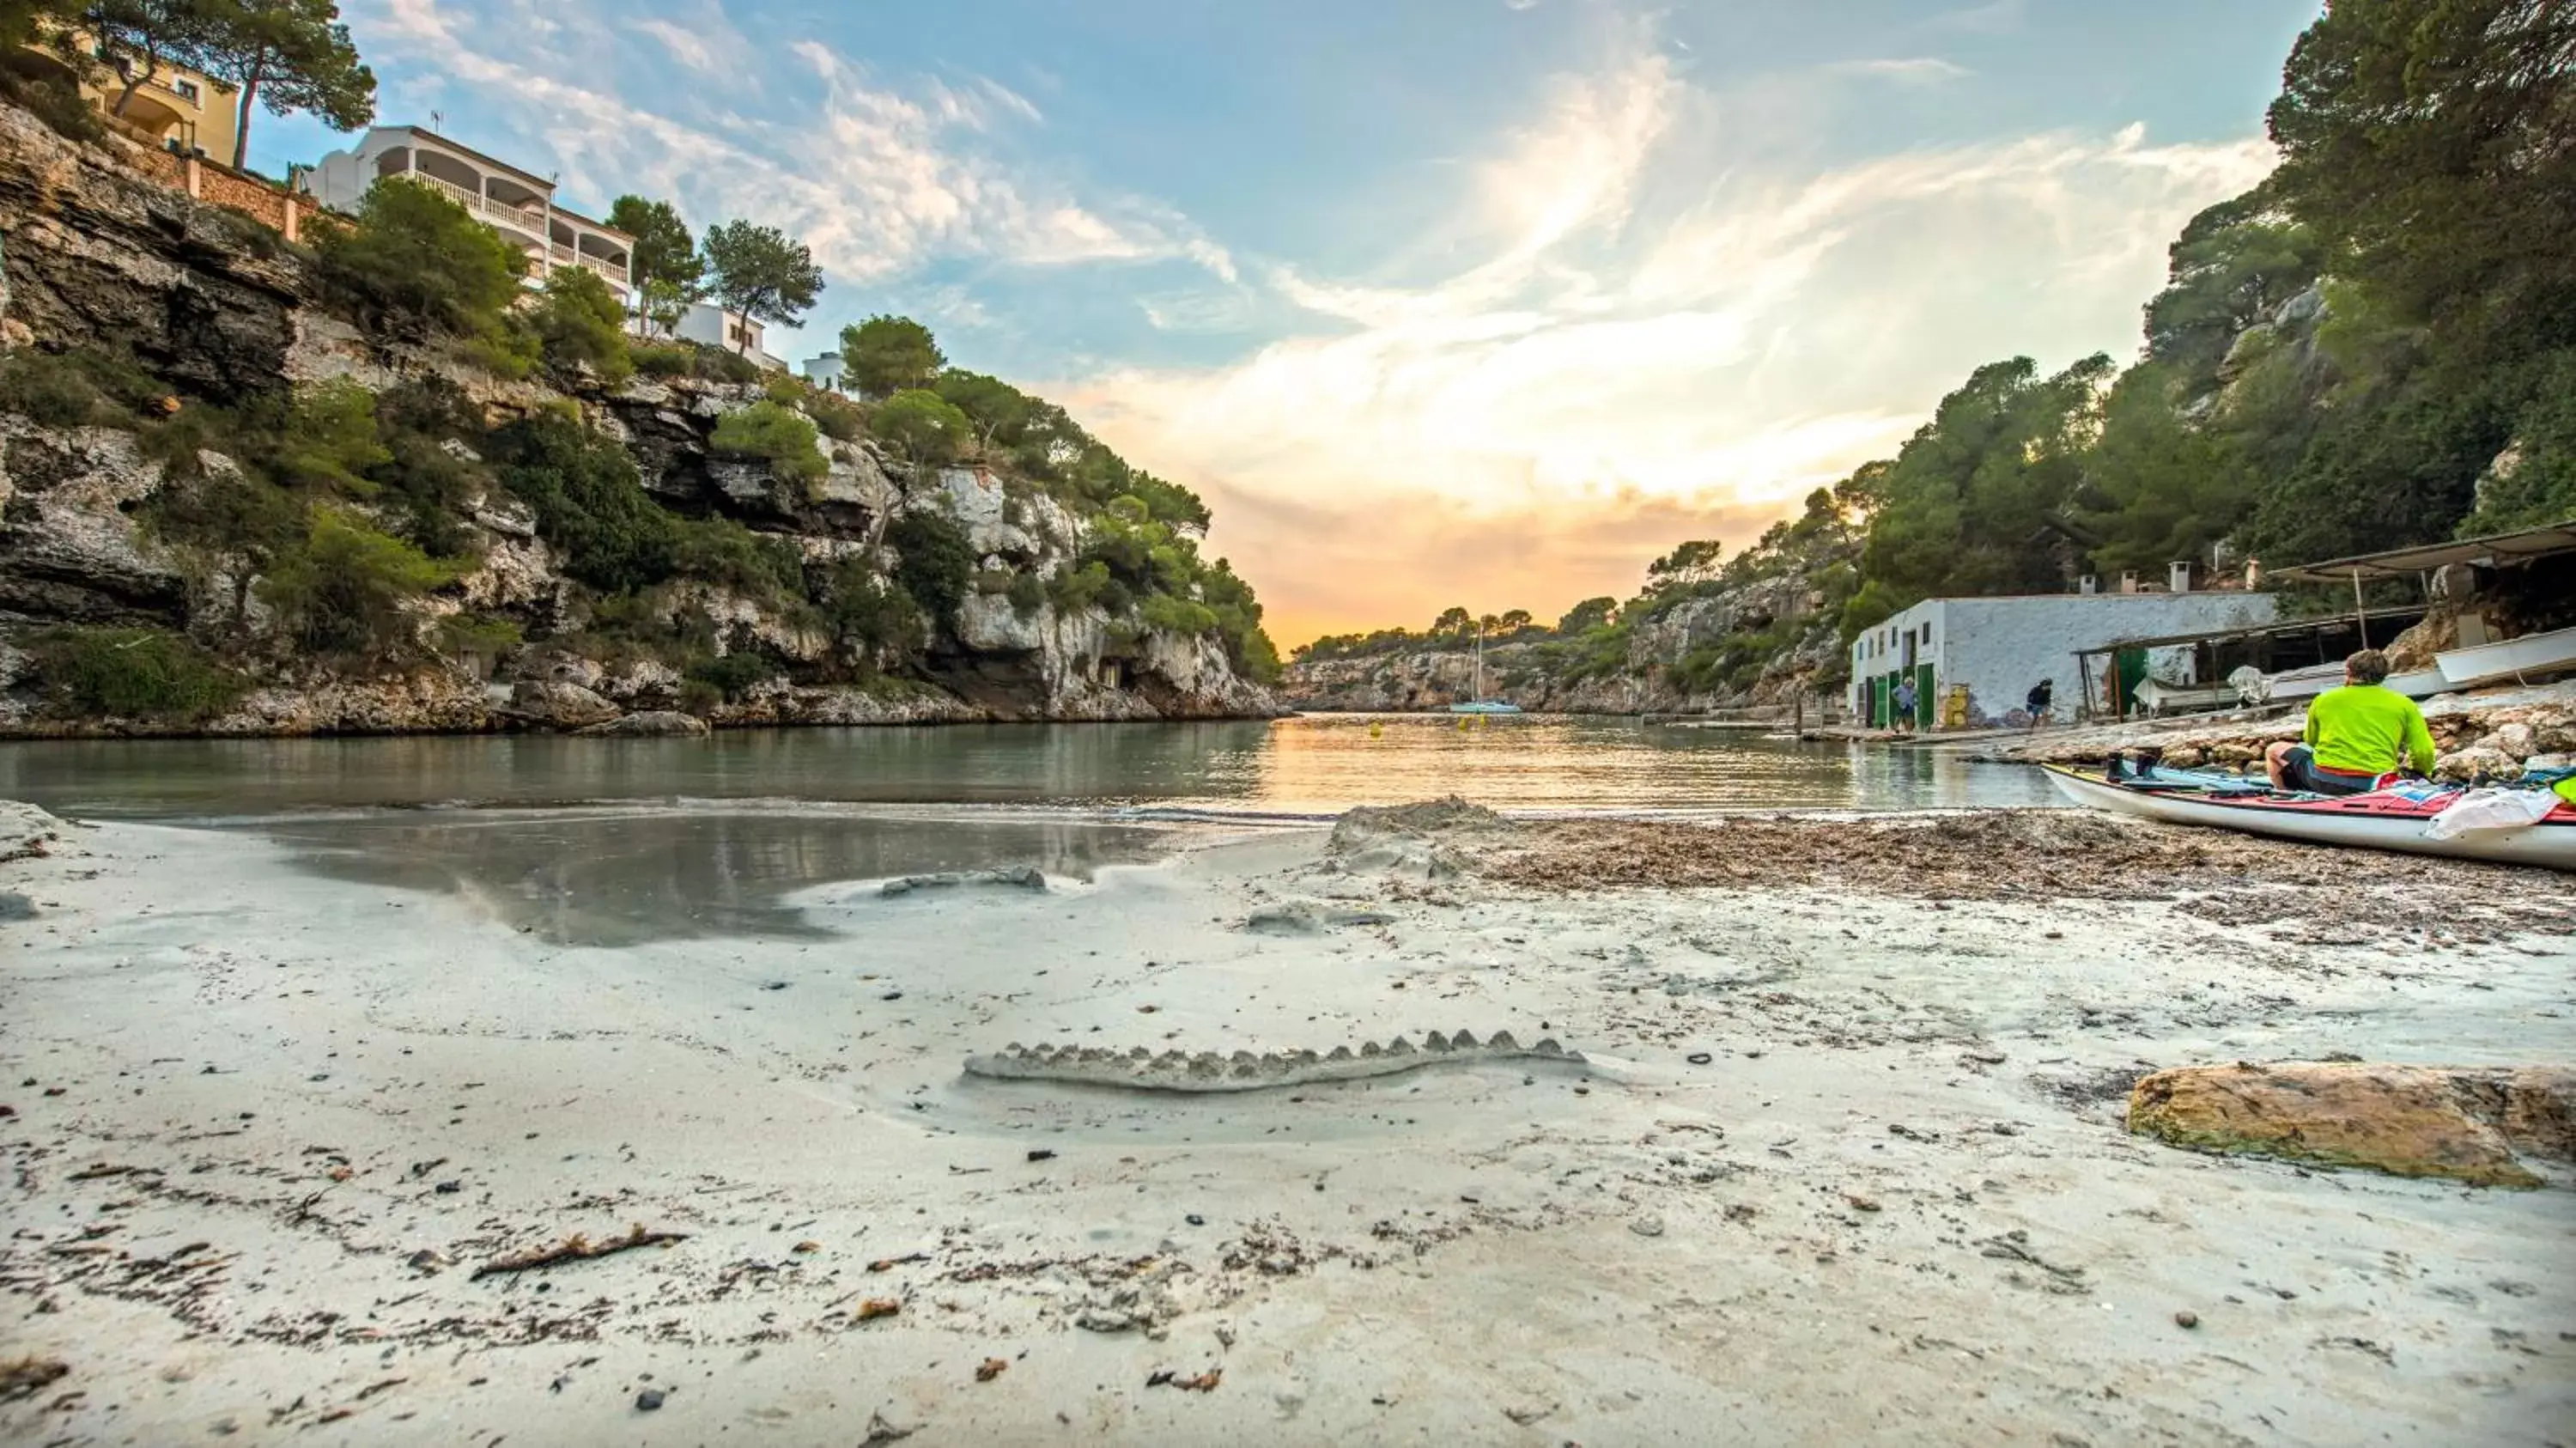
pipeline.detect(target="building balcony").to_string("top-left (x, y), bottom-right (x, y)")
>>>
top-left (397, 170), bottom-right (550, 238)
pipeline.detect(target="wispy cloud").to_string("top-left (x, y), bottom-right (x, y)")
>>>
top-left (1826, 57), bottom-right (1972, 83)
top-left (359, 0), bottom-right (1230, 290)
top-left (1925, 0), bottom-right (2026, 35)
top-left (1057, 33), bottom-right (2273, 641)
top-left (626, 17), bottom-right (716, 72)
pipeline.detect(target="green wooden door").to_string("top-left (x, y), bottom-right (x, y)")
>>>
top-left (1914, 663), bottom-right (1935, 729)
top-left (2114, 648), bottom-right (2149, 718)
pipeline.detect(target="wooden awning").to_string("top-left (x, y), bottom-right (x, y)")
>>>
top-left (2270, 520), bottom-right (2576, 585)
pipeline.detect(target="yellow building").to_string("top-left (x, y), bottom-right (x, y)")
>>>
top-left (19, 34), bottom-right (241, 162)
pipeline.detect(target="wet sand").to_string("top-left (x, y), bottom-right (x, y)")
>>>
top-left (3, 798), bottom-right (2572, 1445)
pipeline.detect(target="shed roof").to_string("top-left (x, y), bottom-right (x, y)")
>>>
top-left (2270, 519), bottom-right (2576, 584)
top-left (2070, 605), bottom-right (2426, 657)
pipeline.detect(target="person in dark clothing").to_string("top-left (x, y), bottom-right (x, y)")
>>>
top-left (2025, 678), bottom-right (2053, 728)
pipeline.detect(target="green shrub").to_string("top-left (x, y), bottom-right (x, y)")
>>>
top-left (24, 626), bottom-right (246, 722)
top-left (438, 611), bottom-right (524, 656)
top-left (1005, 571), bottom-right (1046, 617)
top-left (710, 400), bottom-right (826, 486)
top-left (1139, 591), bottom-right (1218, 636)
top-left (668, 516), bottom-right (805, 605)
top-left (0, 346), bottom-right (172, 428)
top-left (1047, 560), bottom-right (1113, 613)
top-left (489, 412), bottom-right (677, 593)
top-left (533, 268), bottom-right (635, 386)
top-left (274, 380), bottom-right (391, 494)
top-left (887, 509), bottom-right (972, 624)
top-left (313, 179), bottom-right (527, 343)
top-left (458, 313), bottom-right (541, 381)
top-left (688, 650), bottom-right (780, 700)
top-left (633, 343), bottom-right (696, 378)
top-left (259, 507), bottom-right (463, 659)
top-left (367, 378), bottom-right (491, 556)
top-left (805, 388), bottom-right (866, 443)
top-left (869, 388), bottom-right (971, 465)
top-left (821, 561), bottom-right (925, 659)
top-left (677, 678), bottom-right (723, 715)
top-left (697, 348), bottom-right (763, 385)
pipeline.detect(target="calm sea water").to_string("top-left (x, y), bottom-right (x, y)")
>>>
top-left (0, 714), bottom-right (2046, 818)
top-left (0, 716), bottom-right (2051, 944)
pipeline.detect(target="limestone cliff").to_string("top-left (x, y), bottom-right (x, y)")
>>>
top-left (0, 104), bottom-right (1280, 736)
top-left (1285, 549), bottom-right (1848, 716)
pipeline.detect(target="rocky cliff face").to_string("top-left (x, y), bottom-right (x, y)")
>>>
top-left (0, 105), bottom-right (1279, 737)
top-left (1285, 569), bottom-right (1841, 715)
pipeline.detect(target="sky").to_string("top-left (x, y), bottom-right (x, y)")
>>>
top-left (253, 0), bottom-right (2324, 647)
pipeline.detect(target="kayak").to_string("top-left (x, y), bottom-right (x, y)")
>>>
top-left (2041, 764), bottom-right (2576, 870)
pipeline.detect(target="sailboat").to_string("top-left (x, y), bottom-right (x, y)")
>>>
top-left (1449, 621), bottom-right (1523, 715)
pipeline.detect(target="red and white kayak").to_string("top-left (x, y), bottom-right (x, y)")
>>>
top-left (2041, 764), bottom-right (2576, 870)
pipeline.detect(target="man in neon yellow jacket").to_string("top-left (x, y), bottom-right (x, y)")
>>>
top-left (2264, 649), bottom-right (2437, 795)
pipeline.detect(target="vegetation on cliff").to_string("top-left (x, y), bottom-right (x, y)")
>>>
top-left (0, 88), bottom-right (1279, 727)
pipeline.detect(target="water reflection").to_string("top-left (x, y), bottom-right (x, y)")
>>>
top-left (258, 809), bottom-right (1182, 947)
top-left (0, 714), bottom-right (2052, 818)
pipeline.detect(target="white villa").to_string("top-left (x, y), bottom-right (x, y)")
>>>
top-left (300, 125), bottom-right (634, 295)
top-left (666, 301), bottom-right (784, 371)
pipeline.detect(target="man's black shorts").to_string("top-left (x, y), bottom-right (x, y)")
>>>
top-left (2280, 745), bottom-right (2381, 796)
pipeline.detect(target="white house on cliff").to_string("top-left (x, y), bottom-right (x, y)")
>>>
top-left (299, 125), bottom-right (635, 296)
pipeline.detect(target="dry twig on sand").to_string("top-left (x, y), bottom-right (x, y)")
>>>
top-left (470, 1224), bottom-right (688, 1281)
top-left (1, 1357), bottom-right (70, 1400)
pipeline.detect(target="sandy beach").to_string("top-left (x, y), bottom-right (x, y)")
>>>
top-left (3, 796), bottom-right (2573, 1446)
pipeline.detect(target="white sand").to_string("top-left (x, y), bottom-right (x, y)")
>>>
top-left (3, 800), bottom-right (2572, 1445)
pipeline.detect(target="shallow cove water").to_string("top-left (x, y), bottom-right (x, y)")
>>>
top-left (1, 715), bottom-right (2052, 944)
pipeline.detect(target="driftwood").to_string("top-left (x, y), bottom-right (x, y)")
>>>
top-left (471, 1224), bottom-right (688, 1281)
top-left (1, 1357), bottom-right (70, 1401)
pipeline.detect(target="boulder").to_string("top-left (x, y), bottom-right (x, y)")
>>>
top-left (2128, 1062), bottom-right (2574, 1189)
top-left (2476, 722), bottom-right (2539, 759)
top-left (510, 678), bottom-right (620, 729)
top-left (514, 648), bottom-right (605, 691)
top-left (2433, 746), bottom-right (2518, 783)
top-left (579, 710), bottom-right (710, 738)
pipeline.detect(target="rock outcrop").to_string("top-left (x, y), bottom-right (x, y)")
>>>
top-left (1285, 569), bottom-right (1839, 715)
top-left (0, 101), bottom-right (1282, 738)
top-left (2128, 1062), bottom-right (2574, 1189)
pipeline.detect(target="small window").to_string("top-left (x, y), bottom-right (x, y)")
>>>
top-left (171, 77), bottom-right (200, 102)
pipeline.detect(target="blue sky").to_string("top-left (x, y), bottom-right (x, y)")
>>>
top-left (258, 0), bottom-right (2324, 642)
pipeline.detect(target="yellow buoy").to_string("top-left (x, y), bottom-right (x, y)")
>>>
top-left (1369, 722), bottom-right (1383, 739)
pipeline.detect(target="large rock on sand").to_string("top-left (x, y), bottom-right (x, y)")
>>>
top-left (2128, 1062), bottom-right (2575, 1189)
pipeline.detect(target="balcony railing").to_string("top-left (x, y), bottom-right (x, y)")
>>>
top-left (392, 173), bottom-right (627, 286)
top-left (393, 170), bottom-right (549, 235)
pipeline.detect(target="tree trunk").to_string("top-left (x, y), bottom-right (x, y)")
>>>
top-left (230, 60), bottom-right (266, 170)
